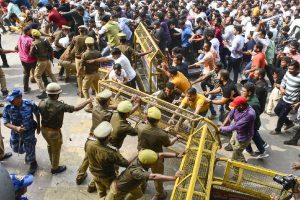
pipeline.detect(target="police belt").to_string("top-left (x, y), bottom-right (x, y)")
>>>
top-left (37, 58), bottom-right (49, 61)
top-left (75, 56), bottom-right (82, 59)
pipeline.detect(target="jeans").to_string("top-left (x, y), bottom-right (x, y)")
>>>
top-left (228, 57), bottom-right (243, 83)
top-left (246, 130), bottom-right (266, 154)
top-left (274, 98), bottom-right (293, 132)
top-left (0, 35), bottom-right (8, 66)
top-left (126, 76), bottom-right (137, 89)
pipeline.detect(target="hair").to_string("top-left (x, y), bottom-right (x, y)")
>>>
top-left (204, 40), bottom-right (212, 48)
top-left (281, 56), bottom-right (291, 65)
top-left (282, 26), bottom-right (290, 32)
top-left (219, 69), bottom-right (230, 81)
top-left (205, 29), bottom-right (214, 38)
top-left (215, 17), bottom-right (222, 24)
top-left (267, 31), bottom-right (273, 39)
top-left (290, 40), bottom-right (300, 49)
top-left (187, 87), bottom-right (197, 95)
top-left (243, 82), bottom-right (256, 95)
top-left (118, 111), bottom-right (128, 119)
top-left (260, 29), bottom-right (266, 36)
top-left (172, 47), bottom-right (183, 54)
top-left (111, 48), bottom-right (121, 55)
top-left (168, 66), bottom-right (178, 75)
top-left (255, 42), bottom-right (264, 52)
top-left (23, 26), bottom-right (31, 34)
top-left (255, 68), bottom-right (266, 78)
top-left (113, 63), bottom-right (122, 70)
top-left (147, 117), bottom-right (159, 125)
top-left (45, 4), bottom-right (53, 10)
top-left (175, 54), bottom-right (183, 62)
top-left (48, 94), bottom-right (59, 100)
top-left (178, 20), bottom-right (185, 27)
top-left (166, 82), bottom-right (175, 90)
top-left (98, 98), bottom-right (110, 106)
top-left (290, 59), bottom-right (300, 69)
top-left (101, 15), bottom-right (110, 22)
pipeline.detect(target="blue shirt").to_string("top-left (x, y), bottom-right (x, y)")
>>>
top-left (181, 26), bottom-right (192, 48)
top-left (11, 0), bottom-right (31, 9)
top-left (2, 100), bottom-right (39, 131)
top-left (118, 18), bottom-right (132, 41)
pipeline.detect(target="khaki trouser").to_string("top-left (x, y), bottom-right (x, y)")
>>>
top-left (0, 126), bottom-right (4, 158)
top-left (41, 127), bottom-right (62, 170)
top-left (230, 132), bottom-right (251, 163)
top-left (266, 87), bottom-right (282, 114)
top-left (0, 67), bottom-right (7, 91)
top-left (35, 60), bottom-right (57, 92)
top-left (75, 58), bottom-right (84, 94)
top-left (94, 176), bottom-right (115, 198)
top-left (150, 157), bottom-right (165, 198)
top-left (104, 181), bottom-right (145, 200)
top-left (59, 60), bottom-right (76, 78)
top-left (82, 73), bottom-right (99, 99)
top-left (76, 151), bottom-right (95, 187)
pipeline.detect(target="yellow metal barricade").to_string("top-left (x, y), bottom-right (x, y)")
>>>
top-left (134, 23), bottom-right (167, 93)
top-left (98, 80), bottom-right (220, 141)
top-left (212, 158), bottom-right (295, 200)
top-left (170, 125), bottom-right (219, 200)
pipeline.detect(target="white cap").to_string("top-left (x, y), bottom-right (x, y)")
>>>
top-left (94, 121), bottom-right (113, 139)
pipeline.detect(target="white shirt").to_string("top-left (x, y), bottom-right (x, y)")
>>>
top-left (107, 54), bottom-right (136, 81)
top-left (109, 69), bottom-right (127, 82)
top-left (253, 32), bottom-right (270, 53)
top-left (52, 36), bottom-right (70, 52)
top-left (223, 24), bottom-right (235, 43)
top-left (228, 34), bottom-right (245, 59)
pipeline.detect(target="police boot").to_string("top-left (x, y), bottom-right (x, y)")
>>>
top-left (36, 91), bottom-right (47, 99)
top-left (152, 192), bottom-right (168, 200)
top-left (51, 165), bottom-right (67, 174)
top-left (28, 160), bottom-right (38, 175)
top-left (87, 182), bottom-right (96, 193)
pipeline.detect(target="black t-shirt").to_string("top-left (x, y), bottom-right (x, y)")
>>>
top-left (255, 79), bottom-right (268, 112)
top-left (154, 28), bottom-right (166, 51)
top-left (157, 89), bottom-right (181, 103)
top-left (220, 80), bottom-right (240, 109)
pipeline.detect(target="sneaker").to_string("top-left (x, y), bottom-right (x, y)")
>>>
top-left (284, 124), bottom-right (294, 131)
top-left (28, 161), bottom-right (38, 175)
top-left (269, 130), bottom-right (281, 135)
top-left (151, 192), bottom-right (168, 200)
top-left (36, 91), bottom-right (47, 99)
top-left (51, 165), bottom-right (67, 174)
top-left (76, 173), bottom-right (87, 185)
top-left (284, 139), bottom-right (298, 146)
top-left (64, 77), bottom-right (70, 83)
top-left (224, 143), bottom-right (233, 151)
top-left (255, 151), bottom-right (270, 159)
top-left (243, 150), bottom-right (256, 156)
top-left (30, 78), bottom-right (36, 83)
top-left (0, 152), bottom-right (12, 161)
top-left (58, 76), bottom-right (64, 81)
top-left (263, 143), bottom-right (270, 149)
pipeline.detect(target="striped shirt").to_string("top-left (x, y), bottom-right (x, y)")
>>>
top-left (280, 72), bottom-right (300, 104)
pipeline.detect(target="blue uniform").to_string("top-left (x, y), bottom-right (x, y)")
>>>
top-left (2, 100), bottom-right (39, 164)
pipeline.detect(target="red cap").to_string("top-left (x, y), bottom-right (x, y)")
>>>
top-left (229, 96), bottom-right (247, 108)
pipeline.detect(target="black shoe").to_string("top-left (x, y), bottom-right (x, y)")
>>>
top-left (36, 92), bottom-right (47, 99)
top-left (2, 90), bottom-right (8, 97)
top-left (51, 165), bottom-right (67, 174)
top-left (2, 64), bottom-right (9, 68)
top-left (0, 152), bottom-right (12, 161)
top-left (76, 173), bottom-right (87, 185)
top-left (28, 161), bottom-right (38, 175)
top-left (224, 143), bottom-right (233, 151)
top-left (24, 87), bottom-right (31, 94)
top-left (284, 139), bottom-right (298, 146)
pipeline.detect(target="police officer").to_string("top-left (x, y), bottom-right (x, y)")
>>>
top-left (0, 102), bottom-right (12, 161)
top-left (38, 83), bottom-right (92, 174)
top-left (2, 89), bottom-right (40, 175)
top-left (105, 149), bottom-right (182, 200)
top-left (68, 25), bottom-right (88, 98)
top-left (137, 107), bottom-right (181, 200)
top-left (86, 121), bottom-right (129, 198)
top-left (76, 89), bottom-right (115, 193)
top-left (110, 99), bottom-right (141, 149)
top-left (80, 37), bottom-right (102, 112)
top-left (30, 29), bottom-right (57, 99)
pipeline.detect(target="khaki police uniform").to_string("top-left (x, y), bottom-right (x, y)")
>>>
top-left (86, 139), bottom-right (129, 198)
top-left (38, 99), bottom-right (75, 170)
top-left (109, 112), bottom-right (138, 149)
top-left (69, 34), bottom-right (88, 95)
top-left (76, 104), bottom-right (113, 185)
top-left (137, 123), bottom-right (171, 198)
top-left (59, 45), bottom-right (76, 79)
top-left (0, 125), bottom-right (4, 159)
top-left (30, 38), bottom-right (57, 92)
top-left (105, 159), bottom-right (150, 200)
top-left (80, 49), bottom-right (102, 99)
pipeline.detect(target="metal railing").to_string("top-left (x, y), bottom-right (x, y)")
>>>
top-left (133, 23), bottom-right (167, 93)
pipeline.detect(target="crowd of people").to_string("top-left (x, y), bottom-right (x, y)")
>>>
top-left (0, 0), bottom-right (299, 199)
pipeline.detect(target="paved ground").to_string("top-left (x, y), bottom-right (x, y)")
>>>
top-left (0, 32), bottom-right (299, 200)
